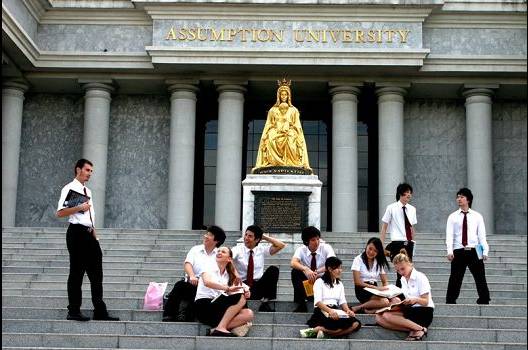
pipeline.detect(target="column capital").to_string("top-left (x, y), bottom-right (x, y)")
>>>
top-left (168, 84), bottom-right (199, 101)
top-left (462, 87), bottom-right (495, 100)
top-left (375, 86), bottom-right (408, 97)
top-left (214, 81), bottom-right (248, 94)
top-left (2, 80), bottom-right (29, 94)
top-left (329, 85), bottom-right (361, 96)
top-left (80, 81), bottom-right (115, 94)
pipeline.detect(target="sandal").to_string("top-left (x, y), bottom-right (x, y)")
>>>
top-left (405, 327), bottom-right (427, 341)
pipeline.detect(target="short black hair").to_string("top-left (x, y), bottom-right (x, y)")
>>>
top-left (74, 158), bottom-right (93, 176)
top-left (301, 226), bottom-right (321, 246)
top-left (207, 225), bottom-right (226, 247)
top-left (396, 183), bottom-right (413, 200)
top-left (457, 187), bottom-right (473, 207)
top-left (246, 225), bottom-right (263, 244)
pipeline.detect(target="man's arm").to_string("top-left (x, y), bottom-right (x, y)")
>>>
top-left (262, 234), bottom-right (286, 255)
top-left (184, 262), bottom-right (199, 286)
top-left (56, 201), bottom-right (91, 218)
top-left (380, 222), bottom-right (388, 245)
top-left (446, 215), bottom-right (454, 261)
top-left (291, 256), bottom-right (317, 283)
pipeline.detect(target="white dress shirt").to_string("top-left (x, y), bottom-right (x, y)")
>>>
top-left (313, 278), bottom-right (347, 307)
top-left (381, 201), bottom-right (417, 241)
top-left (232, 243), bottom-right (271, 281)
top-left (293, 241), bottom-right (336, 276)
top-left (445, 208), bottom-right (489, 256)
top-left (351, 254), bottom-right (387, 283)
top-left (194, 264), bottom-right (228, 300)
top-left (57, 178), bottom-right (95, 227)
top-left (401, 268), bottom-right (434, 308)
top-left (184, 244), bottom-right (218, 279)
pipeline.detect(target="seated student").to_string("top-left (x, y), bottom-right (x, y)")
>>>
top-left (163, 225), bottom-right (225, 322)
top-left (375, 252), bottom-right (434, 341)
top-left (351, 237), bottom-right (391, 314)
top-left (232, 225), bottom-right (286, 312)
top-left (194, 246), bottom-right (254, 337)
top-left (300, 256), bottom-right (361, 339)
top-left (291, 226), bottom-right (336, 312)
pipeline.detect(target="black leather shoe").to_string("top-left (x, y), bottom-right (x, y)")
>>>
top-left (293, 302), bottom-right (308, 313)
top-left (162, 315), bottom-right (176, 322)
top-left (93, 314), bottom-right (120, 321)
top-left (258, 302), bottom-right (274, 312)
top-left (67, 312), bottom-right (90, 321)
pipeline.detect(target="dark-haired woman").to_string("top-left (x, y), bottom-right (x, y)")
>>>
top-left (351, 237), bottom-right (391, 313)
top-left (300, 256), bottom-right (361, 339)
top-left (194, 246), bottom-right (254, 337)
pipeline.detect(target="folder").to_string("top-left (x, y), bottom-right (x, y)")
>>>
top-left (63, 189), bottom-right (90, 212)
top-left (302, 280), bottom-right (314, 297)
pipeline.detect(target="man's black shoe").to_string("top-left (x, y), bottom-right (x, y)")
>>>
top-left (67, 312), bottom-right (90, 321)
top-left (162, 315), bottom-right (176, 322)
top-left (92, 314), bottom-right (120, 321)
top-left (293, 302), bottom-right (308, 313)
top-left (258, 302), bottom-right (274, 312)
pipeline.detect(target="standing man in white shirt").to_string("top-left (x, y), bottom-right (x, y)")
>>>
top-left (380, 183), bottom-right (417, 287)
top-left (163, 225), bottom-right (226, 321)
top-left (445, 188), bottom-right (490, 305)
top-left (56, 159), bottom-right (119, 321)
top-left (232, 225), bottom-right (286, 312)
top-left (291, 226), bottom-right (336, 312)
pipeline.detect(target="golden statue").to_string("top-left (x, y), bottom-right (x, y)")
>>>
top-left (253, 79), bottom-right (311, 174)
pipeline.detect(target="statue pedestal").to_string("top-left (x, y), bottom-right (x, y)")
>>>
top-left (242, 174), bottom-right (322, 248)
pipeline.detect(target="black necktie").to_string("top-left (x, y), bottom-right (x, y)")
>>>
top-left (247, 250), bottom-right (254, 287)
top-left (462, 211), bottom-right (468, 246)
top-left (310, 252), bottom-right (317, 271)
top-left (403, 206), bottom-right (412, 241)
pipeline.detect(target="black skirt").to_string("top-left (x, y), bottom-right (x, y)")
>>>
top-left (195, 293), bottom-right (244, 327)
top-left (307, 305), bottom-right (361, 330)
top-left (354, 281), bottom-right (378, 304)
top-left (403, 306), bottom-right (434, 328)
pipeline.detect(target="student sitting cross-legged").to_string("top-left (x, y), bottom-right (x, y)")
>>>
top-left (300, 256), bottom-right (362, 339)
top-left (375, 251), bottom-right (434, 341)
top-left (194, 246), bottom-right (254, 337)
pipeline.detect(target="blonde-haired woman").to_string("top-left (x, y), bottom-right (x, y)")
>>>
top-left (375, 252), bottom-right (434, 341)
top-left (194, 246), bottom-right (254, 337)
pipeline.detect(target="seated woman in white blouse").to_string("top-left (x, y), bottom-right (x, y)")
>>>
top-left (375, 252), bottom-right (434, 341)
top-left (301, 256), bottom-right (361, 338)
top-left (194, 246), bottom-right (254, 337)
top-left (351, 237), bottom-right (391, 313)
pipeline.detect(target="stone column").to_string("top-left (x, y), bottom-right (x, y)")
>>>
top-left (167, 83), bottom-right (198, 229)
top-left (463, 87), bottom-right (495, 234)
top-left (214, 83), bottom-right (247, 231)
top-left (377, 87), bottom-right (407, 220)
top-left (329, 85), bottom-right (360, 232)
top-left (2, 81), bottom-right (29, 227)
top-left (81, 82), bottom-right (114, 228)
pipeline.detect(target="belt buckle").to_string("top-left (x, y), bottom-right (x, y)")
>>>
top-left (464, 247), bottom-right (471, 250)
top-left (87, 227), bottom-right (93, 233)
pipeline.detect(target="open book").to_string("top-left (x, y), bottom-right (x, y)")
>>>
top-left (364, 284), bottom-right (403, 299)
top-left (375, 300), bottom-right (404, 314)
top-left (322, 309), bottom-right (349, 318)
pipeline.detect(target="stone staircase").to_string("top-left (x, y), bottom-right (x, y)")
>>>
top-left (2, 227), bottom-right (527, 349)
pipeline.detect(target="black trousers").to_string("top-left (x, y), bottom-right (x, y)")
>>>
top-left (246, 266), bottom-right (279, 300)
top-left (163, 280), bottom-right (197, 318)
top-left (446, 248), bottom-right (490, 304)
top-left (291, 268), bottom-right (313, 303)
top-left (388, 240), bottom-right (414, 288)
top-left (66, 224), bottom-right (107, 315)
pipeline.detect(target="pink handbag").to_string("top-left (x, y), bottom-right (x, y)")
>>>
top-left (143, 282), bottom-right (168, 310)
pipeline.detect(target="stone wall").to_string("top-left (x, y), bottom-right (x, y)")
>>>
top-left (404, 99), bottom-right (467, 233)
top-left (16, 94), bottom-right (84, 228)
top-left (493, 101), bottom-right (527, 234)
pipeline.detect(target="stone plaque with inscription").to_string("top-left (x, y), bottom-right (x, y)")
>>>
top-left (253, 191), bottom-right (309, 233)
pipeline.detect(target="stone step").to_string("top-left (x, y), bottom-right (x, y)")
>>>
top-left (2, 320), bottom-right (526, 343)
top-left (3, 266), bottom-right (526, 284)
top-left (3, 293), bottom-right (526, 310)
top-left (2, 307), bottom-right (526, 329)
top-left (2, 332), bottom-right (526, 350)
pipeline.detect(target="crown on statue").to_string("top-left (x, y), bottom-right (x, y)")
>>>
top-left (277, 78), bottom-right (291, 87)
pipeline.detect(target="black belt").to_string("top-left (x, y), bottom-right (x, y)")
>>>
top-left (69, 223), bottom-right (93, 233)
top-left (455, 247), bottom-right (475, 251)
